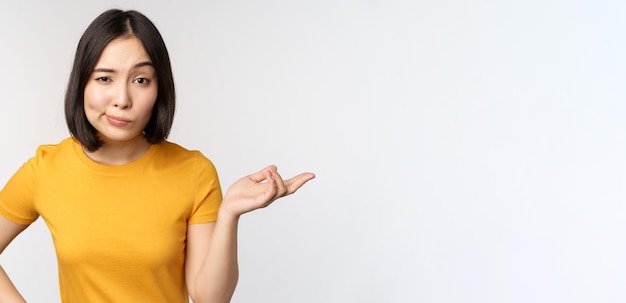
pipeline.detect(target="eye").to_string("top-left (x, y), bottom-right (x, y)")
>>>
top-left (95, 76), bottom-right (112, 82)
top-left (133, 78), bottom-right (150, 85)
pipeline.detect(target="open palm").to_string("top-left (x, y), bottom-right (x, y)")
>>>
top-left (221, 165), bottom-right (315, 217)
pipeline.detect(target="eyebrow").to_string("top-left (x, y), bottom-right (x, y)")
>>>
top-left (93, 61), bottom-right (154, 73)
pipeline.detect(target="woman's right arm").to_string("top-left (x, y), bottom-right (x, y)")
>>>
top-left (0, 215), bottom-right (28, 303)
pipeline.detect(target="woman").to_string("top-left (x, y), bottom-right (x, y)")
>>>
top-left (0, 9), bottom-right (314, 303)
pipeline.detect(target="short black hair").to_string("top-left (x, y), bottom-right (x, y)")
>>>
top-left (65, 9), bottom-right (175, 151)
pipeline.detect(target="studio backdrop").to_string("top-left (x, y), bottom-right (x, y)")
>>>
top-left (1, 1), bottom-right (625, 302)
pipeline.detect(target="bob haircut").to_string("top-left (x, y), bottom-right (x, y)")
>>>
top-left (65, 9), bottom-right (175, 151)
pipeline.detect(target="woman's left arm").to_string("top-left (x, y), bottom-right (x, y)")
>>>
top-left (186, 165), bottom-right (315, 303)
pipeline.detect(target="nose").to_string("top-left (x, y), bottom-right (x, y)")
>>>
top-left (114, 84), bottom-right (132, 109)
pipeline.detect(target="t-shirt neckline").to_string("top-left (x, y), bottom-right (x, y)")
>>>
top-left (71, 138), bottom-right (159, 175)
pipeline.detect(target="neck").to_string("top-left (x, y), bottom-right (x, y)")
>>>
top-left (84, 137), bottom-right (152, 166)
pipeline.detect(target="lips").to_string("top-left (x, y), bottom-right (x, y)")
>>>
top-left (106, 115), bottom-right (131, 126)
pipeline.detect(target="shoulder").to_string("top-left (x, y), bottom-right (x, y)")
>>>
top-left (8, 138), bottom-right (77, 185)
top-left (35, 137), bottom-right (74, 153)
top-left (30, 137), bottom-right (78, 165)
top-left (153, 141), bottom-right (218, 172)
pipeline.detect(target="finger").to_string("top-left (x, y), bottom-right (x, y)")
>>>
top-left (284, 172), bottom-right (316, 195)
top-left (261, 169), bottom-right (278, 205)
top-left (247, 165), bottom-right (276, 183)
top-left (270, 169), bottom-right (288, 197)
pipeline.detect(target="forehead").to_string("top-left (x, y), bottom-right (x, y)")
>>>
top-left (95, 36), bottom-right (152, 67)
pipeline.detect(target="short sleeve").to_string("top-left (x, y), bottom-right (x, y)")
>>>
top-left (188, 152), bottom-right (222, 224)
top-left (0, 151), bottom-right (41, 225)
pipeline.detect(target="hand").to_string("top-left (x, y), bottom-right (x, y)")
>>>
top-left (220, 165), bottom-right (315, 218)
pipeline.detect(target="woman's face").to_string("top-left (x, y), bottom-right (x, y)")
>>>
top-left (84, 36), bottom-right (158, 146)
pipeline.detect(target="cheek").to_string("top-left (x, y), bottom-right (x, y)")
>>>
top-left (137, 89), bottom-right (158, 115)
top-left (83, 84), bottom-right (105, 110)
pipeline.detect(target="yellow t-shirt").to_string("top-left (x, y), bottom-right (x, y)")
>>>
top-left (0, 138), bottom-right (222, 302)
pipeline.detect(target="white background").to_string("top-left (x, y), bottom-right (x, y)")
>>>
top-left (1, 0), bottom-right (625, 302)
